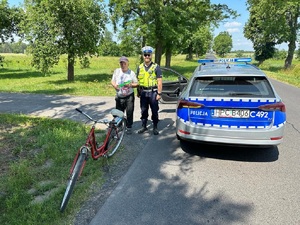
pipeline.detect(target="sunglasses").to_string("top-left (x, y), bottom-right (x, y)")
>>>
top-left (143, 54), bottom-right (151, 57)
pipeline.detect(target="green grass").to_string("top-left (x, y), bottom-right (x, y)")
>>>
top-left (0, 113), bottom-right (117, 225)
top-left (259, 59), bottom-right (300, 87)
top-left (1, 54), bottom-right (299, 94)
top-left (0, 54), bottom-right (131, 96)
top-left (0, 54), bottom-right (199, 96)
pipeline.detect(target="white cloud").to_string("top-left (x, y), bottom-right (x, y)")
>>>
top-left (232, 38), bottom-right (253, 51)
top-left (227, 28), bottom-right (240, 33)
top-left (224, 21), bottom-right (242, 28)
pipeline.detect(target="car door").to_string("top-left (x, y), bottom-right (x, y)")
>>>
top-left (160, 67), bottom-right (188, 103)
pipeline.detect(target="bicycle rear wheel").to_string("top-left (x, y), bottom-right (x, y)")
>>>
top-left (60, 152), bottom-right (86, 212)
top-left (105, 118), bottom-right (126, 157)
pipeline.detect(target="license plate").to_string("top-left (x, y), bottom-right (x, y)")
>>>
top-left (212, 109), bottom-right (250, 118)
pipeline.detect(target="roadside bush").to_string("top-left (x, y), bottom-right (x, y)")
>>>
top-left (273, 49), bottom-right (287, 60)
top-left (235, 50), bottom-right (244, 58)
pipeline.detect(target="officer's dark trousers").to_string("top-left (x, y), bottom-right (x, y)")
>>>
top-left (115, 93), bottom-right (135, 128)
top-left (139, 91), bottom-right (159, 126)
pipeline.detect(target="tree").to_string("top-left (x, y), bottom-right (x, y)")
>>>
top-left (235, 50), bottom-right (245, 58)
top-left (253, 42), bottom-right (276, 66)
top-left (98, 29), bottom-right (120, 56)
top-left (0, 42), bottom-right (28, 53)
top-left (0, 43), bottom-right (12, 53)
top-left (109, 0), bottom-right (238, 66)
top-left (21, 0), bottom-right (107, 81)
top-left (191, 26), bottom-right (213, 58)
top-left (245, 0), bottom-right (300, 69)
top-left (244, 5), bottom-right (276, 65)
top-left (0, 0), bottom-right (22, 43)
top-left (213, 31), bottom-right (232, 57)
top-left (117, 23), bottom-right (142, 57)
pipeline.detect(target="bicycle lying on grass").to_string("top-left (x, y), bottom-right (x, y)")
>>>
top-left (60, 108), bottom-right (126, 212)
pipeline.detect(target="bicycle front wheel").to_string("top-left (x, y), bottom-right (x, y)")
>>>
top-left (60, 152), bottom-right (86, 212)
top-left (105, 119), bottom-right (126, 157)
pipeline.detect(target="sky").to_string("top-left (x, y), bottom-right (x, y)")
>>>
top-left (7, 0), bottom-right (289, 52)
top-left (210, 0), bottom-right (253, 51)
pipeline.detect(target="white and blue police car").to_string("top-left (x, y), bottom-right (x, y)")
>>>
top-left (171, 58), bottom-right (286, 146)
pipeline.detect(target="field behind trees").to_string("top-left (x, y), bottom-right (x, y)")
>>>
top-left (0, 53), bottom-right (299, 94)
top-left (0, 54), bottom-right (200, 96)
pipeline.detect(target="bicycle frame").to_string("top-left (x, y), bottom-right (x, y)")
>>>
top-left (69, 112), bottom-right (123, 176)
top-left (60, 108), bottom-right (125, 212)
top-left (69, 124), bottom-right (109, 174)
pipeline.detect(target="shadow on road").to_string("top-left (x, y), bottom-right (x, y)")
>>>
top-left (86, 129), bottom-right (254, 225)
top-left (180, 140), bottom-right (279, 162)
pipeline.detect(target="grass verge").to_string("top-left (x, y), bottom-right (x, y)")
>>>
top-left (0, 113), bottom-right (119, 225)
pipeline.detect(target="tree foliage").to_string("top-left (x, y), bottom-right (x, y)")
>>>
top-left (191, 27), bottom-right (213, 57)
top-left (253, 42), bottom-right (276, 66)
top-left (98, 30), bottom-right (120, 56)
top-left (117, 22), bottom-right (142, 57)
top-left (21, 0), bottom-right (107, 80)
top-left (0, 0), bottom-right (23, 43)
top-left (213, 31), bottom-right (233, 57)
top-left (274, 49), bottom-right (288, 60)
top-left (244, 0), bottom-right (300, 68)
top-left (108, 0), bottom-right (238, 66)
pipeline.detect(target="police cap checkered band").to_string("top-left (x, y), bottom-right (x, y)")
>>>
top-left (142, 46), bottom-right (154, 54)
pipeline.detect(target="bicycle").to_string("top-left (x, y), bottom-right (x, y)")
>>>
top-left (60, 107), bottom-right (126, 212)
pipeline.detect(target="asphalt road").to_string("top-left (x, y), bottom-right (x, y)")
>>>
top-left (1, 78), bottom-right (299, 225)
top-left (88, 79), bottom-right (300, 225)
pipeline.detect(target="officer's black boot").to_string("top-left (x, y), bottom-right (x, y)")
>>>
top-left (153, 124), bottom-right (159, 135)
top-left (137, 121), bottom-right (148, 134)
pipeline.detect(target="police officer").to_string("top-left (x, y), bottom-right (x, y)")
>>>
top-left (136, 46), bottom-right (163, 135)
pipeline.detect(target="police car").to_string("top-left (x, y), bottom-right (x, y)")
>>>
top-left (161, 58), bottom-right (286, 146)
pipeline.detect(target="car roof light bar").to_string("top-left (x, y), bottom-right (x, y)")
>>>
top-left (198, 58), bottom-right (252, 64)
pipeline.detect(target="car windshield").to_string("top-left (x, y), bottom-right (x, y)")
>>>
top-left (189, 76), bottom-right (275, 97)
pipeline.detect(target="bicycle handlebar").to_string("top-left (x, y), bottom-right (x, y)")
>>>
top-left (75, 108), bottom-right (82, 113)
top-left (75, 108), bottom-right (110, 124)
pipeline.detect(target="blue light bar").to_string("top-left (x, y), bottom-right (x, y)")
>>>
top-left (198, 59), bottom-right (215, 63)
top-left (198, 58), bottom-right (252, 64)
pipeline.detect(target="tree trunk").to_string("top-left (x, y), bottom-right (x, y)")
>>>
top-left (186, 44), bottom-right (193, 60)
top-left (257, 60), bottom-right (264, 67)
top-left (284, 6), bottom-right (299, 69)
top-left (67, 55), bottom-right (75, 81)
top-left (155, 42), bottom-right (163, 65)
top-left (165, 46), bottom-right (172, 67)
top-left (284, 41), bottom-right (296, 69)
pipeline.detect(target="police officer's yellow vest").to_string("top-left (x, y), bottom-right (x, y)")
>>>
top-left (138, 63), bottom-right (158, 87)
